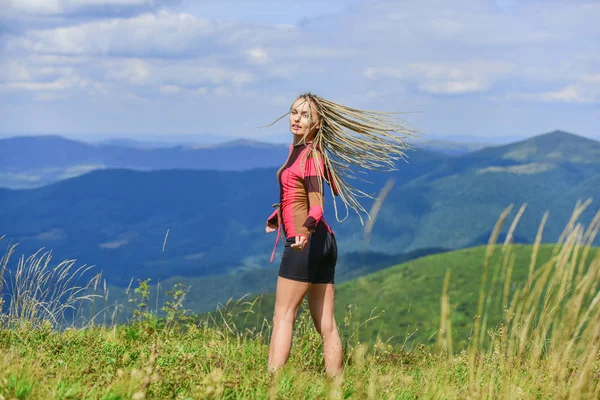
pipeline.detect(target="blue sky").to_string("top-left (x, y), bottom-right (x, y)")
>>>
top-left (0, 0), bottom-right (598, 143)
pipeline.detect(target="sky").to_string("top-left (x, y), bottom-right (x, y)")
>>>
top-left (0, 0), bottom-right (598, 143)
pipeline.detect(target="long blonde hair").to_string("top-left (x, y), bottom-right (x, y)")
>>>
top-left (264, 92), bottom-right (419, 224)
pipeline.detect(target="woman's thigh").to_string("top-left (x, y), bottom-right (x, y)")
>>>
top-left (273, 276), bottom-right (311, 321)
top-left (307, 283), bottom-right (336, 332)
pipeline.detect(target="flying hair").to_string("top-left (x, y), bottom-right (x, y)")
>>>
top-left (261, 92), bottom-right (420, 225)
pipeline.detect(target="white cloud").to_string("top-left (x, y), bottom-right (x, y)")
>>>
top-left (293, 46), bottom-right (357, 59)
top-left (245, 48), bottom-right (270, 65)
top-left (364, 61), bottom-right (514, 95)
top-left (420, 80), bottom-right (485, 95)
top-left (541, 85), bottom-right (596, 104)
top-left (0, 0), bottom-right (159, 15)
top-left (363, 67), bottom-right (402, 80)
top-left (0, 0), bottom-right (598, 137)
top-left (32, 228), bottom-right (67, 241)
top-left (0, 59), bottom-right (82, 84)
top-left (33, 92), bottom-right (68, 101)
top-left (72, 0), bottom-right (150, 5)
top-left (99, 232), bottom-right (138, 249)
top-left (7, 10), bottom-right (221, 57)
top-left (124, 92), bottom-right (150, 103)
top-left (0, 76), bottom-right (82, 92)
top-left (0, 60), bottom-right (31, 81)
top-left (583, 74), bottom-right (600, 84)
top-left (159, 84), bottom-right (180, 94)
top-left (184, 252), bottom-right (204, 260)
top-left (104, 58), bottom-right (151, 85)
top-left (0, 0), bottom-right (63, 14)
top-left (429, 17), bottom-right (464, 36)
top-left (213, 86), bottom-right (231, 97)
top-left (505, 71), bottom-right (600, 104)
top-left (0, 54), bottom-right (103, 101)
top-left (103, 58), bottom-right (256, 87)
top-left (99, 238), bottom-right (129, 249)
top-left (513, 84), bottom-right (598, 104)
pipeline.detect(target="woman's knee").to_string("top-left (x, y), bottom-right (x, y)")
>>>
top-left (318, 318), bottom-right (337, 337)
top-left (273, 305), bottom-right (300, 324)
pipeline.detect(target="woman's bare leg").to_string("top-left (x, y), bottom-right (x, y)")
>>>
top-left (268, 276), bottom-right (311, 372)
top-left (307, 283), bottom-right (342, 377)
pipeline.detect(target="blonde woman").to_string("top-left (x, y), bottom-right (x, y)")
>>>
top-left (264, 93), bottom-right (415, 377)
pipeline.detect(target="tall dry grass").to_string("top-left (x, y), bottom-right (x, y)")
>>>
top-left (0, 236), bottom-right (102, 329)
top-left (436, 199), bottom-right (600, 398)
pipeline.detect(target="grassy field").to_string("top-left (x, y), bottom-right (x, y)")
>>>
top-left (0, 312), bottom-right (548, 399)
top-left (2, 202), bottom-right (600, 398)
top-left (0, 310), bottom-right (581, 400)
top-left (227, 242), bottom-right (599, 350)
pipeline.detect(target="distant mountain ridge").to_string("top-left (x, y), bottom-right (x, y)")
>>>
top-left (1, 133), bottom-right (494, 189)
top-left (1, 130), bottom-right (599, 298)
top-left (0, 135), bottom-right (290, 189)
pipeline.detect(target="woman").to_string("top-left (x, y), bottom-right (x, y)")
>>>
top-left (264, 93), bottom-right (415, 377)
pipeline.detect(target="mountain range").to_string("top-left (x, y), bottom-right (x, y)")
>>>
top-left (0, 134), bottom-right (487, 189)
top-left (1, 130), bottom-right (599, 306)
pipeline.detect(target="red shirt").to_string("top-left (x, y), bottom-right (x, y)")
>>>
top-left (267, 143), bottom-right (334, 261)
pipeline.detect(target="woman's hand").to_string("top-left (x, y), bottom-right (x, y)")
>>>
top-left (290, 235), bottom-right (307, 251)
top-left (265, 222), bottom-right (277, 233)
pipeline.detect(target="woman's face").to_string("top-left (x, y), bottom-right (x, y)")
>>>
top-left (289, 97), bottom-right (320, 140)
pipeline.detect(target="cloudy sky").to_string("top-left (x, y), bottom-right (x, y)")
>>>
top-left (0, 0), bottom-right (598, 143)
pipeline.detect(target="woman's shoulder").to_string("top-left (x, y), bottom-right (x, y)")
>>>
top-left (304, 144), bottom-right (323, 159)
top-left (301, 147), bottom-right (325, 175)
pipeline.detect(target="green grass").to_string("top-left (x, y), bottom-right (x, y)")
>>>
top-left (3, 202), bottom-right (600, 398)
top-left (0, 309), bottom-right (594, 399)
top-left (0, 317), bottom-right (509, 399)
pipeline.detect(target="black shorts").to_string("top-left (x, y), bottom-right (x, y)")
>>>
top-left (278, 222), bottom-right (338, 284)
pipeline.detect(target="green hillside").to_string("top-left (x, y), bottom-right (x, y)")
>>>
top-left (225, 243), bottom-right (600, 350)
top-left (364, 131), bottom-right (600, 254)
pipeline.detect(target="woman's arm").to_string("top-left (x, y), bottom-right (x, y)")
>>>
top-left (290, 151), bottom-right (325, 250)
top-left (302, 151), bottom-right (325, 233)
top-left (266, 206), bottom-right (279, 228)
